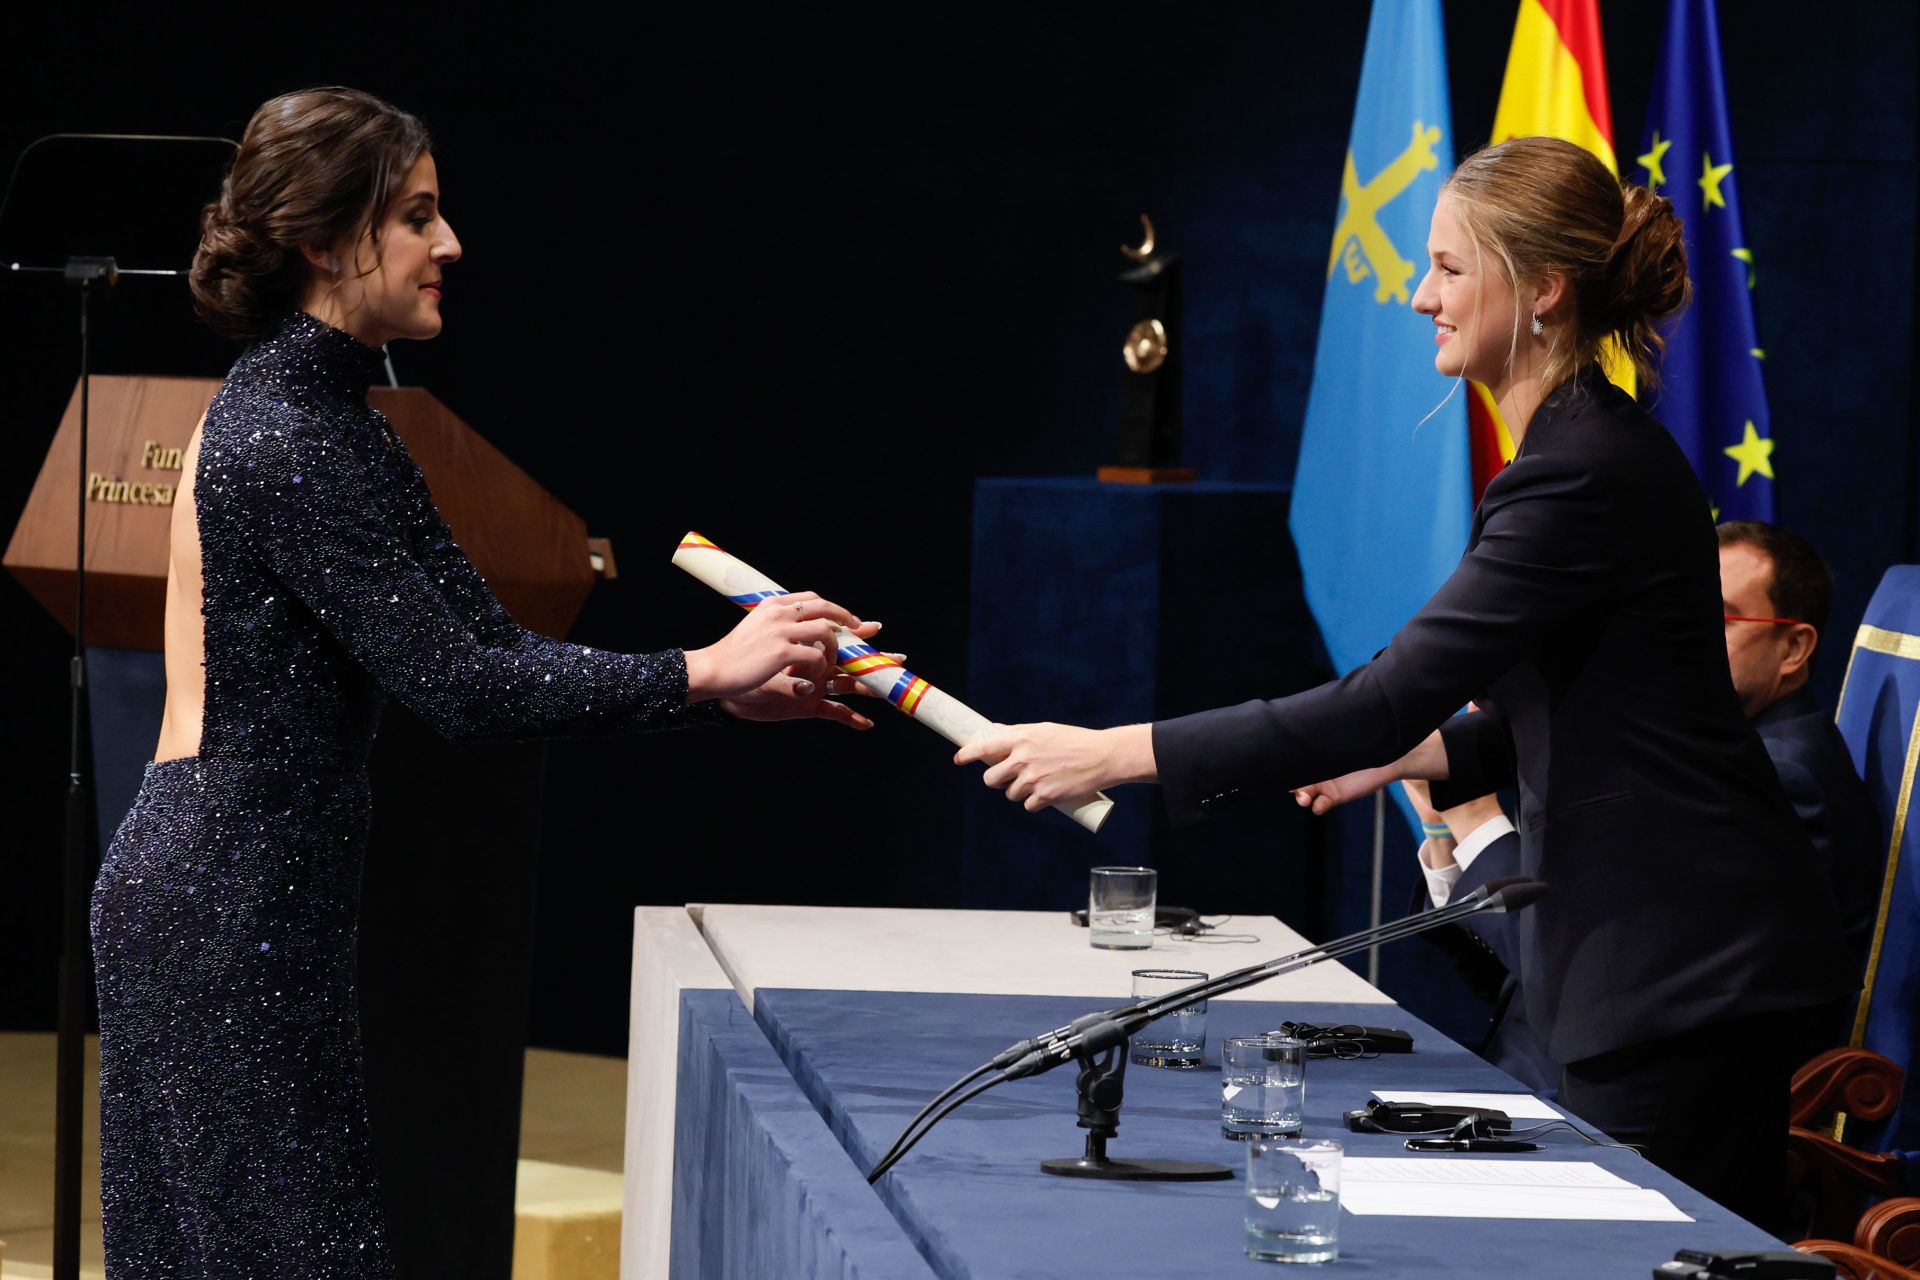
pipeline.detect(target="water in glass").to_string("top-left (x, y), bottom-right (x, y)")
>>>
top-left (1089, 906), bottom-right (1153, 949)
top-left (1222, 1069), bottom-right (1304, 1139)
top-left (1245, 1184), bottom-right (1339, 1264)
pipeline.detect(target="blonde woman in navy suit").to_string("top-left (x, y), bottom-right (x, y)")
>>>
top-left (958, 136), bottom-right (1852, 1230)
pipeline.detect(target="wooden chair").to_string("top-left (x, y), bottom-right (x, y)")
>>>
top-left (1789, 1044), bottom-right (1919, 1278)
top-left (1795, 1194), bottom-right (1920, 1278)
top-left (1787, 1046), bottom-right (1909, 1241)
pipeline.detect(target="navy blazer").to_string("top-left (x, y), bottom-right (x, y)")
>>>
top-left (1752, 685), bottom-right (1883, 977)
top-left (1439, 681), bottom-right (1881, 1081)
top-left (1155, 369), bottom-right (1855, 1064)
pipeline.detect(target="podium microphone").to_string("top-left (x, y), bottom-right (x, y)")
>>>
top-left (867, 877), bottom-right (1548, 1184)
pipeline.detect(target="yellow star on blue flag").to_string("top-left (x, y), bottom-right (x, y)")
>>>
top-left (1638, 131), bottom-right (1672, 188)
top-left (1699, 151), bottom-right (1733, 209)
top-left (1723, 421), bottom-right (1774, 486)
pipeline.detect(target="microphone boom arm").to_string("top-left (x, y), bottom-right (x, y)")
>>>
top-left (867, 876), bottom-right (1547, 1182)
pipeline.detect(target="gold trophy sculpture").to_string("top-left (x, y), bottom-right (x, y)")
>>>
top-left (1098, 214), bottom-right (1193, 484)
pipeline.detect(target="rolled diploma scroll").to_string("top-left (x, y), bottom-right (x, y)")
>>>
top-left (672, 532), bottom-right (1114, 833)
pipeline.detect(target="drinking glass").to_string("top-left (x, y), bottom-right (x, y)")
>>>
top-left (1128, 968), bottom-right (1207, 1068)
top-left (1088, 866), bottom-right (1156, 949)
top-left (1244, 1138), bottom-right (1341, 1264)
top-left (1221, 1034), bottom-right (1305, 1140)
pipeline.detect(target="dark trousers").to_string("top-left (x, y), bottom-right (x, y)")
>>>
top-left (1558, 1007), bottom-right (1811, 1235)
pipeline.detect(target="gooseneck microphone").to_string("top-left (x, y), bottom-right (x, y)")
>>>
top-left (866, 877), bottom-right (1548, 1183)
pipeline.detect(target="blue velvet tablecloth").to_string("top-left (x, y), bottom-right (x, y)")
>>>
top-left (749, 989), bottom-right (1786, 1279)
top-left (669, 988), bottom-right (937, 1279)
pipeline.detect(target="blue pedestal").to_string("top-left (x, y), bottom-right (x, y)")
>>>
top-left (87, 645), bottom-right (165, 844)
top-left (962, 477), bottom-right (1331, 921)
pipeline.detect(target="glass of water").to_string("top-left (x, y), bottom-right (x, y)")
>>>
top-left (1088, 866), bottom-right (1156, 950)
top-left (1129, 969), bottom-right (1207, 1068)
top-left (1221, 1034), bottom-right (1305, 1139)
top-left (1245, 1138), bottom-right (1341, 1264)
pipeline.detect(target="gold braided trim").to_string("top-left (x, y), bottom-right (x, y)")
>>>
top-left (1838, 624), bottom-right (1920, 714)
top-left (1849, 697), bottom-right (1919, 1049)
top-left (1826, 625), bottom-right (1920, 1138)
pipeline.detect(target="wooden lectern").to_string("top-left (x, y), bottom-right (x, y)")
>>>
top-left (5, 374), bottom-right (606, 646)
top-left (6, 375), bottom-right (608, 1280)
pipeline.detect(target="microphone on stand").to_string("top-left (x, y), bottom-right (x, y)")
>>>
top-left (866, 877), bottom-right (1549, 1184)
top-left (0, 129), bottom-right (237, 1280)
top-left (1004, 877), bottom-right (1545, 1081)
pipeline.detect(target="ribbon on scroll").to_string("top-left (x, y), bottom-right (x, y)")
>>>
top-left (672, 531), bottom-right (1114, 833)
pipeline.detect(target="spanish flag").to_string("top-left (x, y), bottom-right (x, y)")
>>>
top-left (1491, 0), bottom-right (1616, 169)
top-left (1470, 0), bottom-right (1627, 500)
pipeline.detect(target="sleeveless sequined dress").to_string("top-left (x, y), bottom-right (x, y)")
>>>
top-left (91, 311), bottom-right (715, 1278)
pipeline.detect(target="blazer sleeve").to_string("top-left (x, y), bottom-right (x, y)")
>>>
top-left (1449, 830), bottom-right (1525, 976)
top-left (1155, 445), bottom-right (1620, 824)
top-left (1428, 711), bottom-right (1517, 808)
top-left (236, 413), bottom-right (721, 741)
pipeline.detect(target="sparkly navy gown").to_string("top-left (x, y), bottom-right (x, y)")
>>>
top-left (91, 312), bottom-right (713, 1278)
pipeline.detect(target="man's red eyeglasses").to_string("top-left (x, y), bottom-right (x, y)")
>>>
top-left (1724, 614), bottom-right (1802, 626)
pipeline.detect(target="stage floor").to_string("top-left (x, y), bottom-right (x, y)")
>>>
top-left (0, 1032), bottom-right (624, 1279)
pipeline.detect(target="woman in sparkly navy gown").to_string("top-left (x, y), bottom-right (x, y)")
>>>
top-left (90, 88), bottom-right (877, 1278)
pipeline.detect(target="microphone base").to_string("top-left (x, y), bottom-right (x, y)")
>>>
top-left (1040, 1155), bottom-right (1231, 1181)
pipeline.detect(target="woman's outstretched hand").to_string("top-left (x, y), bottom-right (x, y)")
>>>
top-left (955, 722), bottom-right (1155, 811)
top-left (684, 591), bottom-right (882, 730)
top-left (1292, 764), bottom-right (1402, 816)
top-left (1292, 728), bottom-right (1451, 815)
top-left (719, 652), bottom-right (909, 730)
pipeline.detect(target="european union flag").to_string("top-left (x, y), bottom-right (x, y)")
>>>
top-left (1291, 0), bottom-right (1469, 831)
top-left (1636, 0), bottom-right (1774, 519)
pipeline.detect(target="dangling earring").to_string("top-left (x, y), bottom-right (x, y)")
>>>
top-left (1529, 311), bottom-right (1545, 336)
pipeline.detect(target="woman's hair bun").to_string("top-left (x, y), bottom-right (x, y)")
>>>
top-left (1602, 185), bottom-right (1691, 330)
top-left (190, 192), bottom-right (297, 343)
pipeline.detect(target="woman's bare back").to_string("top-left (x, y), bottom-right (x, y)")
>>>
top-left (152, 417), bottom-right (205, 762)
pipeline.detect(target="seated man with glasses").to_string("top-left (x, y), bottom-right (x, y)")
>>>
top-left (1717, 519), bottom-right (1881, 979)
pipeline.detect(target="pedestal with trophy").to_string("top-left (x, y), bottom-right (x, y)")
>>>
top-left (1098, 214), bottom-right (1194, 484)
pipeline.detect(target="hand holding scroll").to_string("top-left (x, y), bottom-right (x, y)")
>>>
top-left (673, 532), bottom-right (1114, 832)
top-left (955, 721), bottom-right (1158, 812)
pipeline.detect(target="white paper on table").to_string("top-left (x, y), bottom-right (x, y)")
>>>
top-left (1345, 1158), bottom-right (1633, 1187)
top-left (1369, 1090), bottom-right (1563, 1120)
top-left (1339, 1158), bottom-right (1693, 1222)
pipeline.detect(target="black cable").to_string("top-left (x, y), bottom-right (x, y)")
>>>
top-left (1504, 1118), bottom-right (1645, 1153)
top-left (1160, 883), bottom-right (1519, 1014)
top-left (868, 1060), bottom-right (996, 1174)
top-left (867, 1071), bottom-right (1009, 1183)
top-left (866, 1007), bottom-right (1132, 1173)
top-left (1141, 910), bottom-right (1444, 1014)
top-left (1382, 1113), bottom-right (1645, 1152)
top-left (1137, 901), bottom-right (1478, 1021)
top-left (1177, 915), bottom-right (1262, 944)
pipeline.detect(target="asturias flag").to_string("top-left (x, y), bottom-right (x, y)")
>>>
top-left (1636, 0), bottom-right (1775, 521)
top-left (1473, 0), bottom-right (1626, 501)
top-left (1292, 0), bottom-right (1470, 794)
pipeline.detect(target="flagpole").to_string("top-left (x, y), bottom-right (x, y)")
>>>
top-left (1367, 792), bottom-right (1385, 985)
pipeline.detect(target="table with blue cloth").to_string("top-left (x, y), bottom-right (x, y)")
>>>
top-left (652, 905), bottom-right (1790, 1278)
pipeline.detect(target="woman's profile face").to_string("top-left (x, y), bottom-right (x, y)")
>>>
top-left (1411, 195), bottom-right (1518, 387)
top-left (318, 152), bottom-right (460, 347)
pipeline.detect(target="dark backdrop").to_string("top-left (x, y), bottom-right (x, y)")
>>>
top-left (2, 2), bottom-right (1913, 1054)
